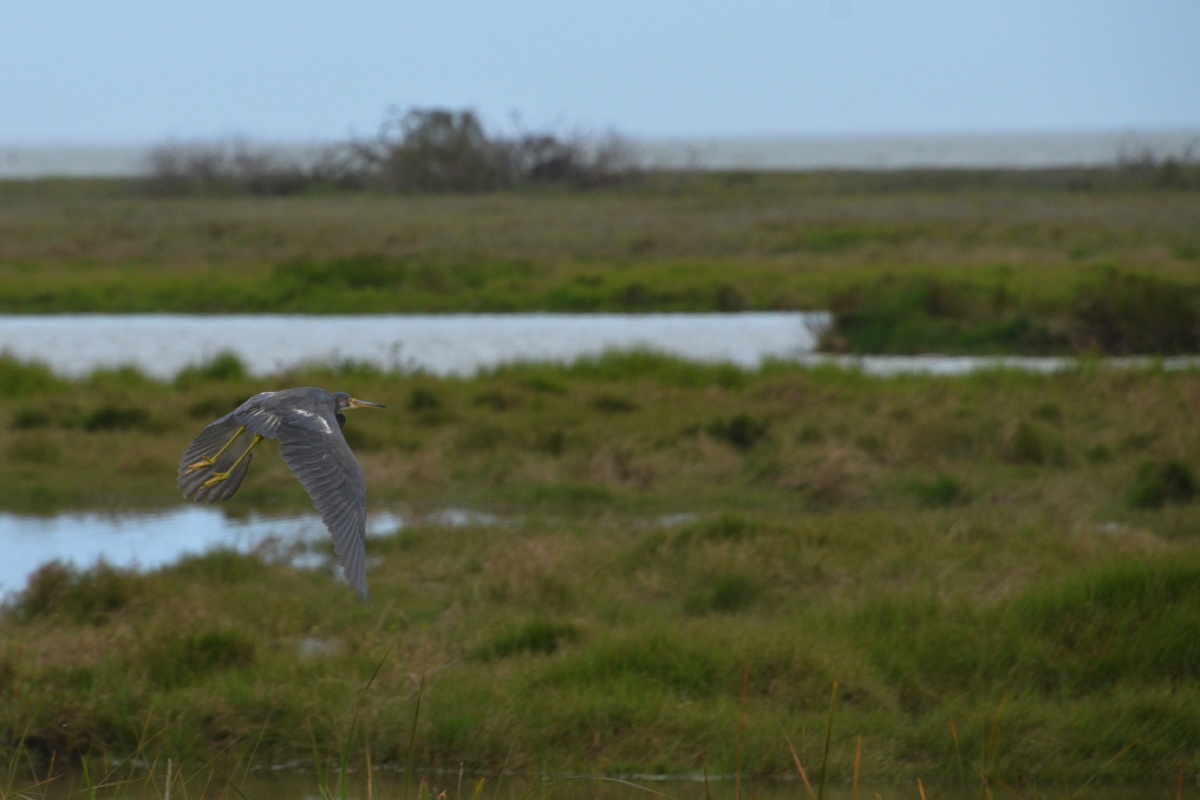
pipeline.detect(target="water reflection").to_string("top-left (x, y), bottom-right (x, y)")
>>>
top-left (0, 507), bottom-right (499, 597)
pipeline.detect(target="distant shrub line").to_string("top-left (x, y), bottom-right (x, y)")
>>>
top-left (146, 107), bottom-right (638, 196)
top-left (824, 270), bottom-right (1200, 356)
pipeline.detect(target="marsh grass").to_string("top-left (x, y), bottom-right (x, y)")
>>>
top-left (2, 355), bottom-right (1200, 784)
top-left (5, 168), bottom-right (1200, 791)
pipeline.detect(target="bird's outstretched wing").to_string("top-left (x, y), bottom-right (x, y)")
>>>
top-left (273, 408), bottom-right (370, 601)
top-left (178, 390), bottom-right (370, 600)
top-left (177, 413), bottom-right (255, 502)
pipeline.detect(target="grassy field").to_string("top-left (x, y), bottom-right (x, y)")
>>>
top-left (2, 171), bottom-right (1200, 792)
top-left (1, 353), bottom-right (1199, 789)
top-left (2, 171), bottom-right (1199, 353)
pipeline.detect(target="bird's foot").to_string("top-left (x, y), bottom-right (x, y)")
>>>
top-left (185, 456), bottom-right (215, 474)
top-left (200, 470), bottom-right (232, 489)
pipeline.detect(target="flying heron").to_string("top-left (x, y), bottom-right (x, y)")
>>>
top-left (178, 387), bottom-right (385, 600)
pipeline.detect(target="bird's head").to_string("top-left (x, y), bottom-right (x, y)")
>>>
top-left (333, 392), bottom-right (387, 413)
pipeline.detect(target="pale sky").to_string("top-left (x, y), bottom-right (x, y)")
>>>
top-left (3, 1), bottom-right (1198, 145)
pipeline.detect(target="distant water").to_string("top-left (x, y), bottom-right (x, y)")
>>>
top-left (638, 129), bottom-right (1200, 171)
top-left (3, 130), bottom-right (1197, 177)
top-left (0, 313), bottom-right (828, 378)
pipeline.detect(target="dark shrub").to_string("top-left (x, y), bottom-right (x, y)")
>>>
top-left (10, 407), bottom-right (53, 430)
top-left (471, 620), bottom-right (581, 661)
top-left (1069, 272), bottom-right (1200, 355)
top-left (82, 405), bottom-right (145, 432)
top-left (591, 393), bottom-right (637, 414)
top-left (146, 106), bottom-right (636, 196)
top-left (408, 386), bottom-right (442, 412)
top-left (684, 573), bottom-right (762, 615)
top-left (706, 413), bottom-right (770, 450)
top-left (714, 284), bottom-right (747, 311)
top-left (907, 474), bottom-right (968, 508)
top-left (143, 628), bottom-right (256, 688)
top-left (1127, 459), bottom-right (1197, 509)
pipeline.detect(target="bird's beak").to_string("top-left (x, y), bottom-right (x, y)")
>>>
top-left (348, 397), bottom-right (386, 410)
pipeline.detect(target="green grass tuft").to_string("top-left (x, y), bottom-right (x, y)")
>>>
top-left (173, 350), bottom-right (248, 389)
top-left (470, 620), bottom-right (582, 661)
top-left (0, 354), bottom-right (63, 398)
top-left (14, 561), bottom-right (142, 624)
top-left (905, 474), bottom-right (969, 507)
top-left (142, 627), bottom-right (257, 689)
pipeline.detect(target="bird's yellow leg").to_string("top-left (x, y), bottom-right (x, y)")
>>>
top-left (200, 434), bottom-right (264, 488)
top-left (185, 426), bottom-right (247, 473)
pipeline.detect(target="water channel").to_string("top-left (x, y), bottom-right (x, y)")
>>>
top-left (0, 312), bottom-right (829, 378)
top-left (0, 507), bottom-right (410, 597)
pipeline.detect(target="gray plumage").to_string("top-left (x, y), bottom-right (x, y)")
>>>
top-left (178, 387), bottom-right (385, 600)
